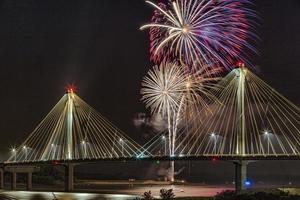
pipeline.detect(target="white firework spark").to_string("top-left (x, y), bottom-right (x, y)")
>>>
top-left (141, 62), bottom-right (187, 118)
top-left (141, 62), bottom-right (220, 157)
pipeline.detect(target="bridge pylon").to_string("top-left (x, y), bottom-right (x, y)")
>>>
top-left (66, 90), bottom-right (74, 160)
top-left (236, 67), bottom-right (246, 156)
top-left (235, 65), bottom-right (247, 192)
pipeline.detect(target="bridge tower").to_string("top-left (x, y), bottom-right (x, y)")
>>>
top-left (65, 88), bottom-right (75, 191)
top-left (236, 66), bottom-right (246, 156)
top-left (66, 89), bottom-right (74, 160)
top-left (235, 64), bottom-right (248, 192)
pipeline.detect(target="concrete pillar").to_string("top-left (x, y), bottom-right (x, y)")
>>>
top-left (11, 172), bottom-right (17, 190)
top-left (0, 169), bottom-right (4, 189)
top-left (65, 163), bottom-right (74, 191)
top-left (27, 172), bottom-right (32, 191)
top-left (234, 161), bottom-right (248, 192)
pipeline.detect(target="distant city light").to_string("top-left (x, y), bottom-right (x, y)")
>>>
top-left (244, 180), bottom-right (252, 187)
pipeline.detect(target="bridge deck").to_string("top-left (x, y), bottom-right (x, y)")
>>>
top-left (4, 155), bottom-right (300, 166)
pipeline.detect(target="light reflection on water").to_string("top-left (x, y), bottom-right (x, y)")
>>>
top-left (2, 191), bottom-right (137, 200)
top-left (1, 185), bottom-right (232, 199)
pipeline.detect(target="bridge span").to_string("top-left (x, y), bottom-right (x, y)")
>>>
top-left (2, 69), bottom-right (299, 193)
top-left (2, 154), bottom-right (300, 192)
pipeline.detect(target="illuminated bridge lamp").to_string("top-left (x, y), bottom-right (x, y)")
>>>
top-left (264, 130), bottom-right (270, 135)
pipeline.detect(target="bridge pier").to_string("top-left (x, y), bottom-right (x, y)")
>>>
top-left (27, 172), bottom-right (32, 191)
top-left (5, 165), bottom-right (39, 191)
top-left (234, 161), bottom-right (248, 192)
top-left (11, 172), bottom-right (17, 190)
top-left (65, 163), bottom-right (75, 191)
top-left (0, 168), bottom-right (4, 189)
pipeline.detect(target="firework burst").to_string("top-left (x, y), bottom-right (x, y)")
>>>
top-left (140, 0), bottom-right (258, 70)
top-left (141, 62), bottom-right (220, 156)
top-left (141, 62), bottom-right (187, 117)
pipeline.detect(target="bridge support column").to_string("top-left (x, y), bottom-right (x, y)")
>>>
top-left (11, 172), bottom-right (17, 190)
top-left (0, 169), bottom-right (4, 189)
top-left (5, 165), bottom-right (39, 191)
top-left (27, 172), bottom-right (32, 191)
top-left (234, 161), bottom-right (248, 193)
top-left (65, 163), bottom-right (74, 191)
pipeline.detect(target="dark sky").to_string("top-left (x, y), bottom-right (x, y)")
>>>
top-left (0, 0), bottom-right (299, 160)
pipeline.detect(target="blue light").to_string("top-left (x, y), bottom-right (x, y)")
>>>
top-left (244, 180), bottom-right (252, 187)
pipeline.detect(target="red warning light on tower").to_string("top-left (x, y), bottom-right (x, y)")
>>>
top-left (236, 61), bottom-right (245, 68)
top-left (65, 84), bottom-right (77, 93)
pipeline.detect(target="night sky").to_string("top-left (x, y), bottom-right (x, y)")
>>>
top-left (0, 0), bottom-right (299, 166)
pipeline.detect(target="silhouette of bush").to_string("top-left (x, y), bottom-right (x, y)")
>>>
top-left (160, 189), bottom-right (175, 200)
top-left (142, 191), bottom-right (154, 200)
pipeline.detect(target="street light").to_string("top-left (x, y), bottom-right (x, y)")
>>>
top-left (263, 130), bottom-right (271, 154)
top-left (162, 135), bottom-right (167, 156)
top-left (210, 133), bottom-right (217, 154)
top-left (119, 138), bottom-right (124, 157)
top-left (264, 130), bottom-right (269, 135)
top-left (51, 143), bottom-right (58, 160)
top-left (23, 145), bottom-right (28, 160)
top-left (81, 140), bottom-right (87, 158)
top-left (11, 148), bottom-right (16, 162)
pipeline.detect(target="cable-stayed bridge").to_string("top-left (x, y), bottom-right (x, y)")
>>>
top-left (7, 88), bottom-right (146, 162)
top-left (1, 68), bottom-right (299, 192)
top-left (145, 68), bottom-right (300, 157)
